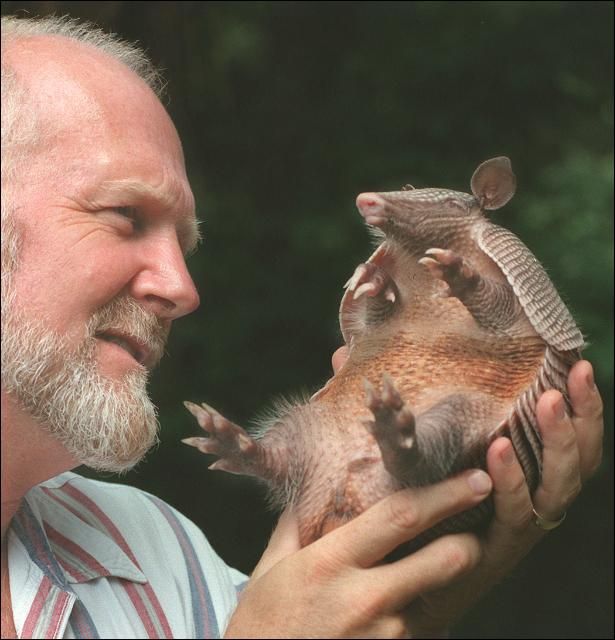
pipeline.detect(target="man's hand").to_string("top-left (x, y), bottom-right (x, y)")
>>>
top-left (225, 468), bottom-right (493, 638)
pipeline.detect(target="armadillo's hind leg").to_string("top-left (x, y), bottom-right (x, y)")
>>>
top-left (362, 376), bottom-right (466, 486)
top-left (183, 401), bottom-right (286, 481)
top-left (362, 375), bottom-right (418, 483)
top-left (419, 248), bottom-right (522, 331)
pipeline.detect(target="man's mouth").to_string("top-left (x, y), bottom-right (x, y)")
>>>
top-left (96, 332), bottom-right (149, 367)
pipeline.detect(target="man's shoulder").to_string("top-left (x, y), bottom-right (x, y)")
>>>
top-left (26, 471), bottom-right (246, 587)
top-left (37, 471), bottom-right (175, 515)
top-left (29, 471), bottom-right (207, 553)
top-left (39, 470), bottom-right (157, 498)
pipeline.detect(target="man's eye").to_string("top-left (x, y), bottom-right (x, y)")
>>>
top-left (115, 206), bottom-right (137, 219)
top-left (114, 206), bottom-right (141, 229)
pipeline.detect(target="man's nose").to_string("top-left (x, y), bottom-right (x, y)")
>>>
top-left (130, 238), bottom-right (200, 320)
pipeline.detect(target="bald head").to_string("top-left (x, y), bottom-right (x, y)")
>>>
top-left (1, 14), bottom-right (164, 95)
top-left (6, 34), bottom-right (183, 165)
top-left (1, 15), bottom-right (164, 186)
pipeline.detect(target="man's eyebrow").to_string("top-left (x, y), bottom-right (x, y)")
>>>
top-left (98, 179), bottom-right (202, 255)
top-left (186, 218), bottom-right (204, 256)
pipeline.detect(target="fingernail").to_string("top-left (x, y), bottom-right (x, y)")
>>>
top-left (467, 470), bottom-right (492, 494)
top-left (585, 367), bottom-right (596, 392)
top-left (552, 396), bottom-right (566, 421)
top-left (500, 441), bottom-right (515, 466)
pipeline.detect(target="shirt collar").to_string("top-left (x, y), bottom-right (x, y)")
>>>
top-left (13, 473), bottom-right (146, 586)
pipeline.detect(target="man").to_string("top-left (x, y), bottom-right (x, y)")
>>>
top-left (1, 14), bottom-right (604, 639)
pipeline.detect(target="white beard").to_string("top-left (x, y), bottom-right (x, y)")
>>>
top-left (1, 287), bottom-right (165, 474)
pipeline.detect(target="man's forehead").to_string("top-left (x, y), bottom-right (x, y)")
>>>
top-left (5, 38), bottom-right (104, 136)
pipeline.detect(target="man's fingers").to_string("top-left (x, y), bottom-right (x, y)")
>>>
top-left (332, 346), bottom-right (349, 374)
top-left (478, 438), bottom-right (541, 586)
top-left (533, 390), bottom-right (582, 518)
top-left (567, 360), bottom-right (604, 481)
top-left (251, 508), bottom-right (301, 579)
top-left (568, 360), bottom-right (603, 419)
top-left (376, 532), bottom-right (482, 611)
top-left (325, 469), bottom-right (492, 568)
top-left (485, 437), bottom-right (533, 536)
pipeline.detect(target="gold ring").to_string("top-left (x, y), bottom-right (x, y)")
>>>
top-left (532, 507), bottom-right (566, 531)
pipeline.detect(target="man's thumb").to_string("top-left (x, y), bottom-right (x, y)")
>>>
top-left (251, 508), bottom-right (302, 579)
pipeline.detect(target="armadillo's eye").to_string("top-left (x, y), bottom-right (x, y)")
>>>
top-left (444, 197), bottom-right (473, 215)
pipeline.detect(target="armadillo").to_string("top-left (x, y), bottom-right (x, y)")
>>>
top-left (183, 157), bottom-right (584, 549)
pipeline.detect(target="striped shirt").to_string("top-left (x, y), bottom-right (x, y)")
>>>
top-left (7, 472), bottom-right (248, 639)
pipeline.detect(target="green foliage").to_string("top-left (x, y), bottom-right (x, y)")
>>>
top-left (519, 152), bottom-right (614, 383)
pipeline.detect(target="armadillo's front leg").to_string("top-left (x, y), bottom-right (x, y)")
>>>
top-left (363, 375), bottom-right (464, 486)
top-left (183, 401), bottom-right (286, 481)
top-left (342, 262), bottom-right (399, 339)
top-left (419, 248), bottom-right (522, 331)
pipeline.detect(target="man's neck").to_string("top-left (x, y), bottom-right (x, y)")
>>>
top-left (1, 390), bottom-right (77, 542)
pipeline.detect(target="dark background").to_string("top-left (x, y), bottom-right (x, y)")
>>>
top-left (3, 2), bottom-right (613, 638)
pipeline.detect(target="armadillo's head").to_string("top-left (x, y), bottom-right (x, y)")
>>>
top-left (356, 157), bottom-right (516, 248)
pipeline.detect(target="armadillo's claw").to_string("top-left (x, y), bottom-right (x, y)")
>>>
top-left (395, 406), bottom-right (417, 450)
top-left (420, 248), bottom-right (479, 296)
top-left (344, 262), bottom-right (398, 303)
top-left (181, 437), bottom-right (213, 453)
top-left (424, 247), bottom-right (456, 261)
top-left (199, 400), bottom-right (223, 416)
top-left (418, 256), bottom-right (436, 267)
top-left (420, 248), bottom-right (463, 276)
top-left (209, 459), bottom-right (242, 474)
top-left (418, 256), bottom-right (449, 289)
top-left (344, 264), bottom-right (369, 290)
top-left (381, 373), bottom-right (403, 410)
top-left (181, 436), bottom-right (206, 447)
top-left (353, 281), bottom-right (378, 300)
top-left (183, 400), bottom-right (201, 414)
top-left (183, 401), bottom-right (214, 432)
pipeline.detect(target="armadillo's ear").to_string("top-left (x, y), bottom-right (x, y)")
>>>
top-left (470, 157), bottom-right (516, 210)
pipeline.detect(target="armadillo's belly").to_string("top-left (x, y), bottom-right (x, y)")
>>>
top-left (279, 333), bottom-right (578, 547)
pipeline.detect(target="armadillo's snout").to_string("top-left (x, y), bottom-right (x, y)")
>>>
top-left (356, 192), bottom-right (387, 227)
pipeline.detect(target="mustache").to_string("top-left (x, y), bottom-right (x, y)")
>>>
top-left (88, 297), bottom-right (169, 368)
